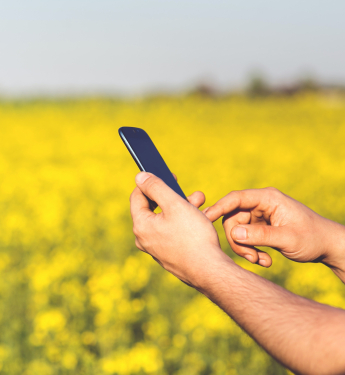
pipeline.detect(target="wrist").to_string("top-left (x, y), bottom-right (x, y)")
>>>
top-left (321, 219), bottom-right (345, 282)
top-left (193, 250), bottom-right (238, 296)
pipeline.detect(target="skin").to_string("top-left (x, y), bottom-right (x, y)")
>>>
top-left (130, 172), bottom-right (345, 375)
top-left (204, 187), bottom-right (345, 283)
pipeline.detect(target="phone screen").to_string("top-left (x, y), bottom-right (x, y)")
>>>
top-left (119, 127), bottom-right (187, 200)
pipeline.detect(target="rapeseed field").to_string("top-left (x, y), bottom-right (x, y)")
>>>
top-left (0, 94), bottom-right (344, 374)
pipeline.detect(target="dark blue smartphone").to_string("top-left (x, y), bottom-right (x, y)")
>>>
top-left (118, 127), bottom-right (187, 200)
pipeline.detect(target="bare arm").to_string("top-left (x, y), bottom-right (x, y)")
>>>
top-left (198, 258), bottom-right (345, 375)
top-left (130, 173), bottom-right (345, 375)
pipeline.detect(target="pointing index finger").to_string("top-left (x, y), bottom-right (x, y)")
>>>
top-left (204, 189), bottom-right (272, 222)
top-left (204, 191), bottom-right (242, 222)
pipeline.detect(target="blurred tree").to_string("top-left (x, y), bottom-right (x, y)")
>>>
top-left (298, 76), bottom-right (319, 92)
top-left (246, 72), bottom-right (270, 97)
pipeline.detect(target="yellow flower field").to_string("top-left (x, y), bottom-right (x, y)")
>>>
top-left (0, 94), bottom-right (344, 374)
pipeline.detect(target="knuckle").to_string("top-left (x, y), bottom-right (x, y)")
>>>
top-left (228, 190), bottom-right (239, 195)
top-left (264, 187), bottom-right (283, 202)
top-left (264, 186), bottom-right (281, 195)
top-left (175, 198), bottom-right (187, 209)
top-left (229, 190), bottom-right (241, 199)
top-left (132, 225), bottom-right (140, 237)
top-left (146, 178), bottom-right (161, 193)
top-left (258, 225), bottom-right (270, 242)
top-left (133, 220), bottom-right (145, 237)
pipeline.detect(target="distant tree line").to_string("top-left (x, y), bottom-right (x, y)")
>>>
top-left (189, 74), bottom-right (345, 98)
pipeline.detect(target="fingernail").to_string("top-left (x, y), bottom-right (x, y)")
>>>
top-left (244, 254), bottom-right (254, 262)
top-left (233, 226), bottom-right (247, 240)
top-left (135, 172), bottom-right (150, 185)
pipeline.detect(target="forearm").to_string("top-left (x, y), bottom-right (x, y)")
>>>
top-left (196, 256), bottom-right (345, 375)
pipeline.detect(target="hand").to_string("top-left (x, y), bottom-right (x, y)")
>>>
top-left (204, 188), bottom-right (345, 276)
top-left (130, 172), bottom-right (230, 288)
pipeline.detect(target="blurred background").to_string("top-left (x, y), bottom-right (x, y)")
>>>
top-left (0, 1), bottom-right (345, 374)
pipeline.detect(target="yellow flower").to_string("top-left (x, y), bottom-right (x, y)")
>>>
top-left (1, 94), bottom-right (344, 374)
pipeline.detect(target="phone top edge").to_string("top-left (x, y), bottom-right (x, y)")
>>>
top-left (118, 127), bottom-right (148, 135)
top-left (118, 128), bottom-right (145, 172)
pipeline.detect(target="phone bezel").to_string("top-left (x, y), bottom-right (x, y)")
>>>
top-left (118, 127), bottom-right (147, 171)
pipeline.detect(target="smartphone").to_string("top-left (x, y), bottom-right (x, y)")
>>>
top-left (118, 127), bottom-right (187, 200)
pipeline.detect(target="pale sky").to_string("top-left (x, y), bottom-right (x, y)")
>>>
top-left (1, 0), bottom-right (344, 96)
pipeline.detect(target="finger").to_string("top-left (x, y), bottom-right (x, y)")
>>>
top-left (135, 172), bottom-right (185, 212)
top-left (205, 188), bottom-right (280, 223)
top-left (223, 211), bottom-right (272, 267)
top-left (130, 186), bottom-right (155, 222)
top-left (172, 172), bottom-right (206, 209)
top-left (231, 224), bottom-right (293, 250)
top-left (187, 191), bottom-right (205, 208)
top-left (257, 249), bottom-right (272, 268)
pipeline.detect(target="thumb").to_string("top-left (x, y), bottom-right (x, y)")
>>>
top-left (231, 224), bottom-right (292, 250)
top-left (135, 172), bottom-right (185, 211)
